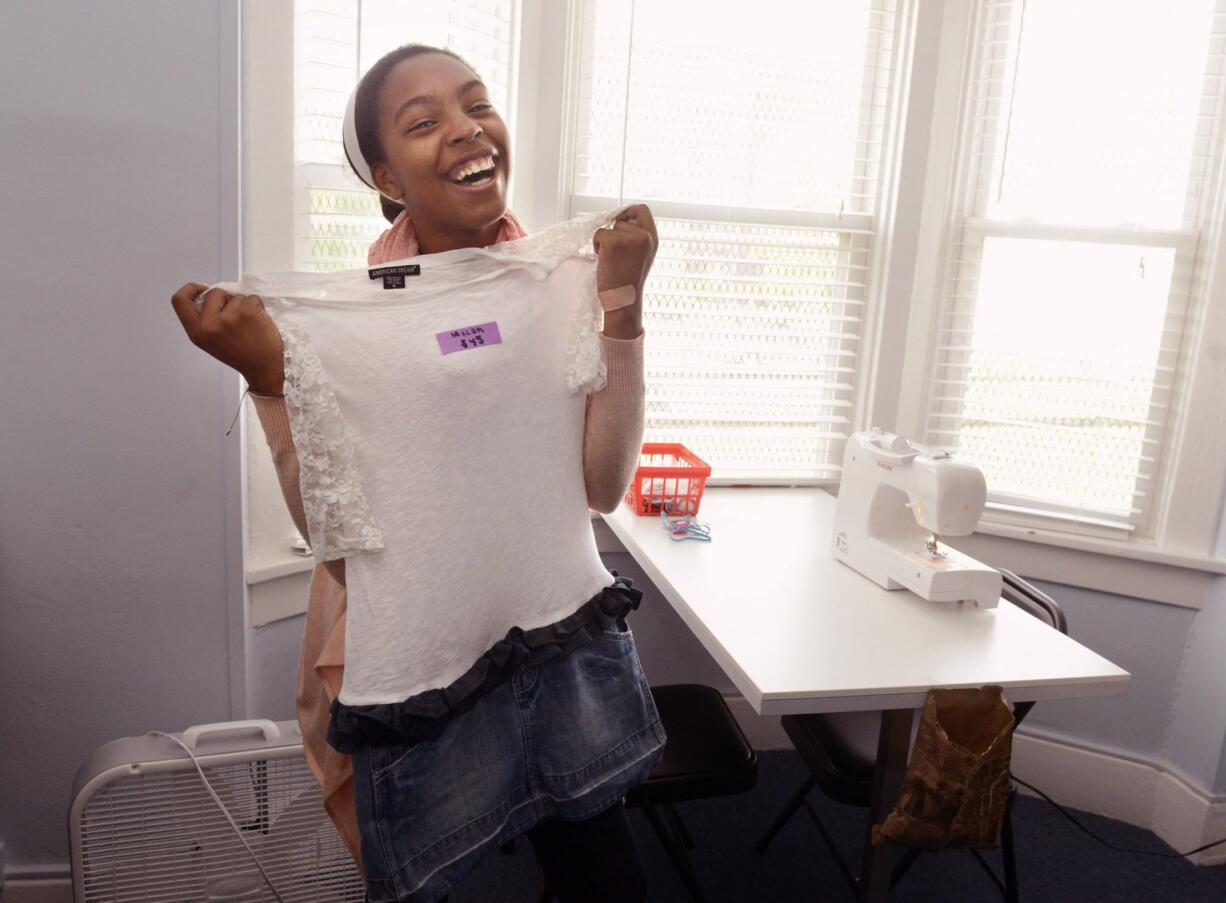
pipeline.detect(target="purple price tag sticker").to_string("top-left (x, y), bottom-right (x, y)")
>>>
top-left (436, 321), bottom-right (502, 354)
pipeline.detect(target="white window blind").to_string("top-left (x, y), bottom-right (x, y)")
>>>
top-left (925, 0), bottom-right (1226, 538)
top-left (570, 0), bottom-right (902, 482)
top-left (293, 0), bottom-right (518, 272)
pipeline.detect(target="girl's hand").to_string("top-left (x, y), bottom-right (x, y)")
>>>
top-left (593, 204), bottom-right (658, 299)
top-left (170, 282), bottom-right (286, 395)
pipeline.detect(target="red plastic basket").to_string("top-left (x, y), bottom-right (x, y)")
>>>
top-left (624, 443), bottom-right (712, 516)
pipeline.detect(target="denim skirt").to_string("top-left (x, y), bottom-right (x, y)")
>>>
top-left (351, 619), bottom-right (667, 903)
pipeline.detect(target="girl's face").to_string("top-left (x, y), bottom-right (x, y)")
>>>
top-left (370, 53), bottom-right (511, 248)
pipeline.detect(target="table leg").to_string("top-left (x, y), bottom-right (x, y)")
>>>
top-left (858, 708), bottom-right (914, 903)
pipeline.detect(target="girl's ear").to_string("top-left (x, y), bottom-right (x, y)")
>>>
top-left (372, 162), bottom-right (405, 203)
top-left (379, 194), bottom-right (406, 224)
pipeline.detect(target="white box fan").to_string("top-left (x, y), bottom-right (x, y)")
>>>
top-left (69, 718), bottom-right (364, 902)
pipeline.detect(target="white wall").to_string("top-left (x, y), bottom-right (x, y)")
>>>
top-left (0, 0), bottom-right (244, 876)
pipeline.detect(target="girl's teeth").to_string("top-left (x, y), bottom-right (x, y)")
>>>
top-left (452, 156), bottom-right (495, 182)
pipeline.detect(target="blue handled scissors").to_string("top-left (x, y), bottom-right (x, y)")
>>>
top-left (659, 507), bottom-right (713, 542)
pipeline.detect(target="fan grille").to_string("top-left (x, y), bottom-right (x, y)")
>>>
top-left (77, 753), bottom-right (364, 902)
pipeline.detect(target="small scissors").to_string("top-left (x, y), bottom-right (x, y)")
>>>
top-left (659, 506), bottom-right (712, 542)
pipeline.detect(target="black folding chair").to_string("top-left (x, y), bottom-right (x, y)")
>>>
top-left (753, 569), bottom-right (1066, 902)
top-left (621, 683), bottom-right (759, 903)
top-left (513, 683), bottom-right (758, 903)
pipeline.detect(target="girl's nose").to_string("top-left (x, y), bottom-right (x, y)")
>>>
top-left (450, 122), bottom-right (483, 145)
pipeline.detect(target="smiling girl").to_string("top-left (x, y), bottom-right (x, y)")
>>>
top-left (172, 43), bottom-right (661, 903)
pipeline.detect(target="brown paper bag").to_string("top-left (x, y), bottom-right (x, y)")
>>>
top-left (871, 685), bottom-right (1014, 849)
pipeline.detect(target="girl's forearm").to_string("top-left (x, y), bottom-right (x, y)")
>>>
top-left (602, 306), bottom-right (643, 340)
top-left (582, 331), bottom-right (646, 512)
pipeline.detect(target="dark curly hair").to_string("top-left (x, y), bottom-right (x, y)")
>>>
top-left (349, 43), bottom-right (479, 224)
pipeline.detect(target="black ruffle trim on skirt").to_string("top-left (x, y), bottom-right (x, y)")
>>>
top-left (325, 571), bottom-right (644, 754)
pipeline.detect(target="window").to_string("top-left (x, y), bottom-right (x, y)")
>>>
top-left (920, 0), bottom-right (1226, 540)
top-left (569, 0), bottom-right (904, 482)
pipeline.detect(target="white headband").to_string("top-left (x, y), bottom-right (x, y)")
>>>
top-left (343, 84), bottom-right (390, 197)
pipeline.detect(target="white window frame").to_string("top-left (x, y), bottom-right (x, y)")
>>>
top-left (241, 0), bottom-right (1226, 622)
top-left (243, 0), bottom-right (307, 618)
top-left (880, 0), bottom-right (1226, 606)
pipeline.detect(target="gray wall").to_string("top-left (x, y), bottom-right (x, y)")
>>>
top-left (1161, 579), bottom-right (1226, 795)
top-left (1019, 582), bottom-right (1197, 762)
top-left (0, 0), bottom-right (243, 876)
top-left (1019, 578), bottom-right (1226, 799)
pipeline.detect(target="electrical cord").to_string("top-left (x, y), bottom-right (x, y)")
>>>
top-left (146, 730), bottom-right (288, 902)
top-left (1010, 772), bottom-right (1226, 859)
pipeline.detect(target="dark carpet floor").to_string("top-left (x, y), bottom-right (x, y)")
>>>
top-left (449, 749), bottom-right (1226, 902)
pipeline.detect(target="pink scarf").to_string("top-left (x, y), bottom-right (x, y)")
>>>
top-left (367, 207), bottom-right (529, 265)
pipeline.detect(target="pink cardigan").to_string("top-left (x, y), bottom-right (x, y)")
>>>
top-left (250, 217), bottom-right (646, 874)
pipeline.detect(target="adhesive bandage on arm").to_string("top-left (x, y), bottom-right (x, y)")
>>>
top-left (598, 285), bottom-right (637, 312)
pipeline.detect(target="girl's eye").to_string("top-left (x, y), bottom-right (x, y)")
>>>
top-left (408, 104), bottom-right (493, 133)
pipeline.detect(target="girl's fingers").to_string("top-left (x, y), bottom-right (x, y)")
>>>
top-left (593, 226), bottom-right (615, 252)
top-left (595, 225), bottom-right (631, 252)
top-left (222, 293), bottom-right (268, 323)
top-left (169, 282), bottom-right (209, 335)
top-left (613, 207), bottom-right (657, 248)
top-left (219, 293), bottom-right (245, 322)
top-left (631, 204), bottom-right (656, 241)
top-left (595, 204), bottom-right (657, 254)
top-left (611, 220), bottom-right (654, 250)
top-left (613, 204), bottom-right (644, 227)
top-left (198, 287), bottom-right (232, 328)
top-left (172, 281), bottom-right (209, 301)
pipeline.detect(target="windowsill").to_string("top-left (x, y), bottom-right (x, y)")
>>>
top-left (246, 554), bottom-right (315, 585)
top-left (971, 519), bottom-right (1226, 576)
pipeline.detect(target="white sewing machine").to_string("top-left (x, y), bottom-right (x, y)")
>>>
top-left (832, 429), bottom-right (1002, 609)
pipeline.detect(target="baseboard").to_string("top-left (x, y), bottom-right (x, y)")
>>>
top-left (1012, 731), bottom-right (1226, 866)
top-left (0, 877), bottom-right (72, 903)
top-left (3, 865), bottom-right (70, 882)
top-left (721, 692), bottom-right (1226, 867)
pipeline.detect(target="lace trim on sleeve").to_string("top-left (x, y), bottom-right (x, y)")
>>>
top-left (501, 205), bottom-right (634, 396)
top-left (279, 322), bottom-right (385, 562)
top-left (502, 205), bottom-right (628, 258)
top-left (563, 263), bottom-right (608, 395)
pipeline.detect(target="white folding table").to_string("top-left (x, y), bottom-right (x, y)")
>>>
top-left (601, 486), bottom-right (1130, 902)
